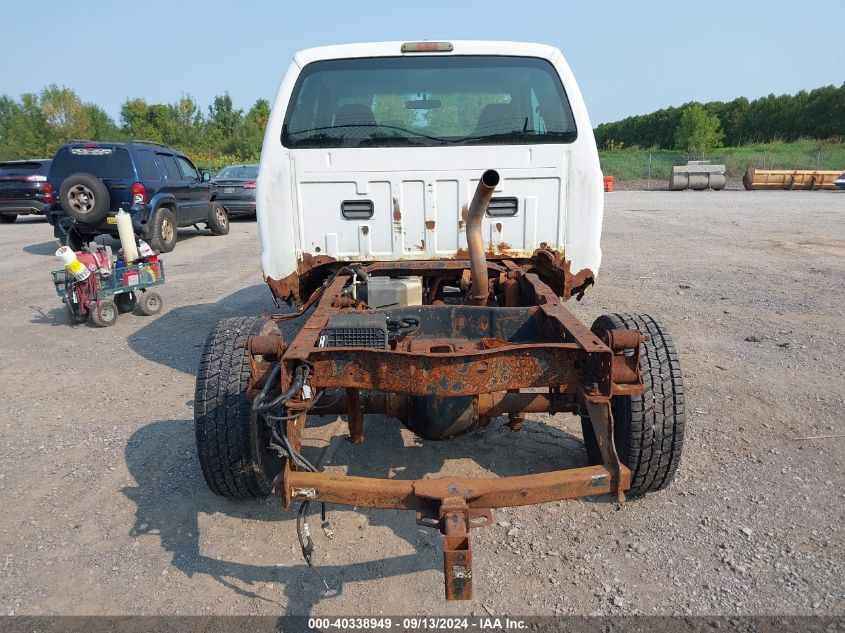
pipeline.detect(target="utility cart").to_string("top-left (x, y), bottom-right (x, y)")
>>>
top-left (52, 259), bottom-right (165, 327)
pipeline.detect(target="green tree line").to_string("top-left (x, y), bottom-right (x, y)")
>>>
top-left (594, 83), bottom-right (845, 150)
top-left (3, 83), bottom-right (843, 164)
top-left (0, 85), bottom-right (269, 168)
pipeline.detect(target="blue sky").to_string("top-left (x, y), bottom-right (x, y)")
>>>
top-left (1, 0), bottom-right (842, 125)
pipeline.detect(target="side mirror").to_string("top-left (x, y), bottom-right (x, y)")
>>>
top-left (202, 171), bottom-right (211, 182)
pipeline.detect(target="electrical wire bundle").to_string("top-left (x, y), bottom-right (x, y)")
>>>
top-left (251, 361), bottom-right (332, 591)
top-left (386, 315), bottom-right (421, 341)
top-left (272, 264), bottom-right (367, 320)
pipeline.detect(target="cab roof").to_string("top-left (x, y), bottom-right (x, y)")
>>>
top-left (292, 40), bottom-right (561, 68)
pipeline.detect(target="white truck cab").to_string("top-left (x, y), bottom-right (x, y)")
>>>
top-left (257, 40), bottom-right (604, 303)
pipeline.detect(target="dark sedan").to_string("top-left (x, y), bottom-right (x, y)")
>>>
top-left (835, 171), bottom-right (845, 190)
top-left (0, 159), bottom-right (53, 223)
top-left (212, 164), bottom-right (258, 217)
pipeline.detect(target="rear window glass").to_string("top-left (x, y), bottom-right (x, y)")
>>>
top-left (0, 161), bottom-right (47, 177)
top-left (282, 55), bottom-right (577, 148)
top-left (215, 165), bottom-right (258, 179)
top-left (51, 148), bottom-right (133, 179)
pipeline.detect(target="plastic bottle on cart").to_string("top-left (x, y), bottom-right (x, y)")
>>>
top-left (55, 246), bottom-right (91, 282)
top-left (115, 210), bottom-right (139, 263)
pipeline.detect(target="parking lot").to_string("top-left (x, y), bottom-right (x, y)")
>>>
top-left (0, 190), bottom-right (842, 616)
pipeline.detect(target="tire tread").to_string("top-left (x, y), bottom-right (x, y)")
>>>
top-left (194, 316), bottom-right (281, 498)
top-left (582, 312), bottom-right (685, 495)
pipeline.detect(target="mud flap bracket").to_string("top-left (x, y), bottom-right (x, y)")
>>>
top-left (583, 397), bottom-right (627, 503)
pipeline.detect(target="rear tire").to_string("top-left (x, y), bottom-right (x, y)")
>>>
top-left (138, 291), bottom-right (162, 316)
top-left (148, 207), bottom-right (177, 253)
top-left (90, 299), bottom-right (118, 327)
top-left (194, 317), bottom-right (284, 498)
top-left (0, 214), bottom-right (17, 224)
top-left (206, 201), bottom-right (229, 236)
top-left (581, 313), bottom-right (685, 496)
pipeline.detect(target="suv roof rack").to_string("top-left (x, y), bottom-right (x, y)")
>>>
top-left (64, 139), bottom-right (173, 150)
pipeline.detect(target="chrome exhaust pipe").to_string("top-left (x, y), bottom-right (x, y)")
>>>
top-left (466, 169), bottom-right (500, 304)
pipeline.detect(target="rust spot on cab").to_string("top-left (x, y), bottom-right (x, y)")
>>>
top-left (361, 226), bottom-right (369, 235)
top-left (299, 252), bottom-right (337, 269)
top-left (425, 220), bottom-right (436, 230)
top-left (266, 272), bottom-right (300, 304)
top-left (393, 198), bottom-right (402, 223)
top-left (495, 222), bottom-right (502, 232)
top-left (268, 252), bottom-right (340, 304)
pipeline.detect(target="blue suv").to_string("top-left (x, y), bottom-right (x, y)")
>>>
top-left (47, 140), bottom-right (229, 252)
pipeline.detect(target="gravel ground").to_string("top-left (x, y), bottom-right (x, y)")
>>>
top-left (0, 190), bottom-right (842, 617)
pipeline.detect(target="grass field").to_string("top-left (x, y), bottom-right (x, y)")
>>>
top-left (599, 139), bottom-right (845, 181)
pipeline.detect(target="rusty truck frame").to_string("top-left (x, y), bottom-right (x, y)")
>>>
top-left (194, 42), bottom-right (686, 601)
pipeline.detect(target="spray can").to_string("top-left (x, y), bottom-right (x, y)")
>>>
top-left (137, 239), bottom-right (155, 260)
top-left (55, 246), bottom-right (91, 282)
top-left (115, 210), bottom-right (139, 263)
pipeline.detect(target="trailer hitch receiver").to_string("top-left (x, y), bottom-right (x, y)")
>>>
top-left (275, 462), bottom-right (631, 600)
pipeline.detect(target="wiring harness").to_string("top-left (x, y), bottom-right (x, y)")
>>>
top-left (251, 361), bottom-right (333, 591)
